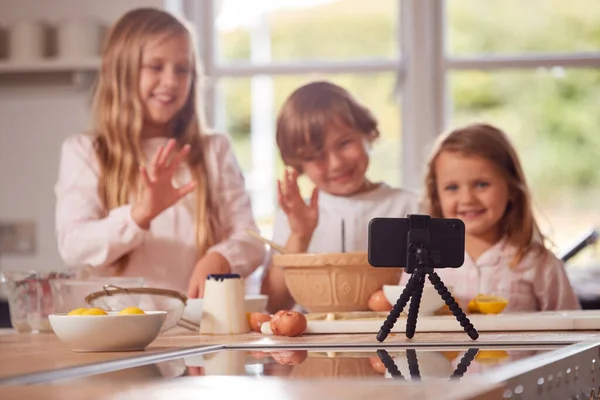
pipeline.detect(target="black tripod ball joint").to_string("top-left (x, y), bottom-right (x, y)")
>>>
top-left (376, 244), bottom-right (479, 342)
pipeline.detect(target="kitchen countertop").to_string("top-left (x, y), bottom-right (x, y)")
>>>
top-left (1, 328), bottom-right (600, 399)
top-left (2, 328), bottom-right (600, 380)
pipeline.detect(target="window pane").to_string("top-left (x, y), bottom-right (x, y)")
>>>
top-left (446, 0), bottom-right (600, 55)
top-left (215, 72), bottom-right (402, 236)
top-left (215, 0), bottom-right (398, 63)
top-left (449, 69), bottom-right (600, 266)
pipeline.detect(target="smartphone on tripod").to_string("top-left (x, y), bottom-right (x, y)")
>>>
top-left (367, 215), bottom-right (466, 270)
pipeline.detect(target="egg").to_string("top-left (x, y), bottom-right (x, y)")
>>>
top-left (271, 350), bottom-right (308, 365)
top-left (276, 311), bottom-right (307, 337)
top-left (368, 355), bottom-right (387, 374)
top-left (269, 310), bottom-right (287, 335)
top-left (368, 289), bottom-right (392, 312)
top-left (247, 312), bottom-right (271, 332)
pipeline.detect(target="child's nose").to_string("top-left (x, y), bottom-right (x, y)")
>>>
top-left (327, 152), bottom-right (343, 169)
top-left (458, 188), bottom-right (476, 203)
top-left (160, 69), bottom-right (179, 88)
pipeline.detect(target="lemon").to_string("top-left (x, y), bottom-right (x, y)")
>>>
top-left (82, 308), bottom-right (108, 316)
top-left (118, 307), bottom-right (145, 315)
top-left (67, 308), bottom-right (88, 316)
top-left (441, 351), bottom-right (460, 361)
top-left (475, 350), bottom-right (509, 364)
top-left (474, 295), bottom-right (508, 315)
top-left (467, 298), bottom-right (480, 313)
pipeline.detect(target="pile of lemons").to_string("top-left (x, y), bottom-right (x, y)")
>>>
top-left (67, 307), bottom-right (146, 316)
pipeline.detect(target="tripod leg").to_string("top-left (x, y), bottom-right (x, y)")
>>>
top-left (406, 349), bottom-right (421, 381)
top-left (427, 272), bottom-right (479, 340)
top-left (376, 272), bottom-right (421, 342)
top-left (376, 349), bottom-right (405, 380)
top-left (405, 274), bottom-right (425, 339)
top-left (449, 348), bottom-right (479, 380)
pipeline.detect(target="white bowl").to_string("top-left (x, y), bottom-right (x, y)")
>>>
top-left (245, 294), bottom-right (268, 313)
top-left (182, 298), bottom-right (204, 325)
top-left (49, 311), bottom-right (166, 352)
top-left (383, 283), bottom-right (453, 316)
top-left (182, 294), bottom-right (268, 326)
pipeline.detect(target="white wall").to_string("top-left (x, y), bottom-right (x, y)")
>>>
top-left (0, 0), bottom-right (169, 283)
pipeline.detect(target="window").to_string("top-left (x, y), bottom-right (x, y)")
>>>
top-left (447, 0), bottom-right (600, 55)
top-left (444, 1), bottom-right (600, 266)
top-left (450, 68), bottom-right (600, 250)
top-left (187, 0), bottom-right (600, 266)
top-left (190, 0), bottom-right (403, 238)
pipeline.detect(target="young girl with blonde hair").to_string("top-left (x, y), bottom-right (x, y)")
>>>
top-left (420, 122), bottom-right (579, 311)
top-left (54, 8), bottom-right (265, 298)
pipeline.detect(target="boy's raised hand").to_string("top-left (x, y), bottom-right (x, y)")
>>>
top-left (277, 169), bottom-right (319, 240)
top-left (131, 139), bottom-right (197, 229)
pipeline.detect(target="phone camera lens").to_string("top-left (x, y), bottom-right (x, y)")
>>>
top-left (452, 223), bottom-right (460, 231)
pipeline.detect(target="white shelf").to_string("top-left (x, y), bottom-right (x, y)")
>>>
top-left (0, 58), bottom-right (101, 74)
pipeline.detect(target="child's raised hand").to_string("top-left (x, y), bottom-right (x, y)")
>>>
top-left (277, 169), bottom-right (319, 240)
top-left (131, 139), bottom-right (197, 229)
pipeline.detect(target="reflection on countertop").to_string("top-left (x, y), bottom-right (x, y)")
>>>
top-left (56, 346), bottom-right (554, 384)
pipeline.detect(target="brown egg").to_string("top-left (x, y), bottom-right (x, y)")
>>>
top-left (368, 289), bottom-right (392, 312)
top-left (368, 355), bottom-right (387, 374)
top-left (248, 312), bottom-right (271, 332)
top-left (270, 310), bottom-right (287, 335)
top-left (271, 350), bottom-right (308, 365)
top-left (277, 311), bottom-right (307, 337)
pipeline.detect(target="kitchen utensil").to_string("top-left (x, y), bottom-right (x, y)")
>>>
top-left (85, 286), bottom-right (186, 333)
top-left (305, 310), bottom-right (600, 334)
top-left (8, 20), bottom-right (44, 61)
top-left (200, 274), bottom-right (249, 335)
top-left (50, 277), bottom-right (144, 313)
top-left (272, 251), bottom-right (401, 312)
top-left (1, 269), bottom-right (75, 333)
top-left (56, 18), bottom-right (102, 59)
top-left (245, 229), bottom-right (291, 254)
top-left (182, 294), bottom-right (269, 330)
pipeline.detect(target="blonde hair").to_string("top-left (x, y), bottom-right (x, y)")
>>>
top-left (276, 81), bottom-right (379, 172)
top-left (424, 123), bottom-right (545, 266)
top-left (91, 8), bottom-right (216, 274)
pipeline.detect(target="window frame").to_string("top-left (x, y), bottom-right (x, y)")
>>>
top-left (183, 0), bottom-right (600, 198)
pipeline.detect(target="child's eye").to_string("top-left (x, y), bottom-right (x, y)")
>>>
top-left (444, 184), bottom-right (458, 192)
top-left (144, 64), bottom-right (162, 72)
top-left (475, 181), bottom-right (490, 188)
top-left (304, 153), bottom-right (321, 162)
top-left (176, 66), bottom-right (191, 75)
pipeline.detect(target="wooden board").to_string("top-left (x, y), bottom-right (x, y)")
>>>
top-left (305, 310), bottom-right (600, 334)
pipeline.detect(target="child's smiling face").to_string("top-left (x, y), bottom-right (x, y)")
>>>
top-left (434, 150), bottom-right (510, 244)
top-left (299, 122), bottom-right (372, 196)
top-left (138, 33), bottom-right (193, 131)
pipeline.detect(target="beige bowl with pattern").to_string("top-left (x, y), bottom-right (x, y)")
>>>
top-left (272, 251), bottom-right (401, 313)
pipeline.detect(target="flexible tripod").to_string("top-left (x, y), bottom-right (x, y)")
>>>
top-left (376, 245), bottom-right (479, 342)
top-left (376, 348), bottom-right (480, 381)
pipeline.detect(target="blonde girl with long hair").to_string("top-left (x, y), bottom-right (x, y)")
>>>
top-left (54, 8), bottom-right (265, 298)
top-left (418, 123), bottom-right (579, 311)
